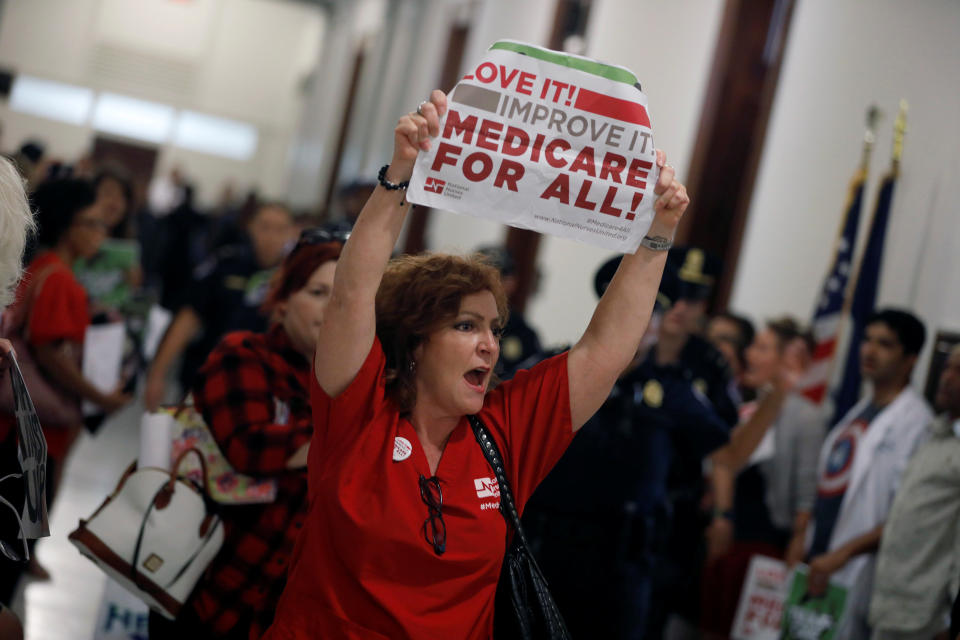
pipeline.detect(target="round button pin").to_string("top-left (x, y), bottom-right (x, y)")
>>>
top-left (393, 436), bottom-right (413, 461)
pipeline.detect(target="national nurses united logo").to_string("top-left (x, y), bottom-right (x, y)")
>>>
top-left (474, 477), bottom-right (500, 499)
top-left (474, 477), bottom-right (500, 512)
top-left (424, 177), bottom-right (446, 194)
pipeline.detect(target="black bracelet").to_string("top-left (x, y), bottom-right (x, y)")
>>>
top-left (713, 509), bottom-right (735, 521)
top-left (378, 164), bottom-right (409, 191)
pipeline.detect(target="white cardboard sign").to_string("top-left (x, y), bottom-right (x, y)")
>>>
top-left (408, 40), bottom-right (658, 253)
top-left (731, 555), bottom-right (790, 640)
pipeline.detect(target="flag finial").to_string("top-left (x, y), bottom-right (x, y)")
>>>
top-left (861, 105), bottom-right (882, 171)
top-left (891, 99), bottom-right (908, 174)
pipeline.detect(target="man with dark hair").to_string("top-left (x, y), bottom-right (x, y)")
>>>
top-left (868, 343), bottom-right (960, 640)
top-left (788, 308), bottom-right (932, 640)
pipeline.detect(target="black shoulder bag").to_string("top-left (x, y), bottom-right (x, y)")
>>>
top-left (468, 415), bottom-right (571, 640)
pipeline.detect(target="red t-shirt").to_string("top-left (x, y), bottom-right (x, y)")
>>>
top-left (0, 252), bottom-right (88, 451)
top-left (264, 338), bottom-right (573, 640)
top-left (16, 251), bottom-right (89, 345)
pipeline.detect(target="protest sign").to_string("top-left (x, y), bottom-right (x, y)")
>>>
top-left (731, 556), bottom-right (789, 640)
top-left (408, 40), bottom-right (659, 253)
top-left (780, 565), bottom-right (848, 640)
top-left (94, 578), bottom-right (149, 640)
top-left (8, 352), bottom-right (49, 541)
top-left (82, 322), bottom-right (126, 417)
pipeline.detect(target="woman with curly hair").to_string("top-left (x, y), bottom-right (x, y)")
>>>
top-left (264, 89), bottom-right (689, 639)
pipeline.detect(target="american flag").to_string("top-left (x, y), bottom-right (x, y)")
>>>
top-left (831, 170), bottom-right (899, 423)
top-left (800, 170), bottom-right (867, 405)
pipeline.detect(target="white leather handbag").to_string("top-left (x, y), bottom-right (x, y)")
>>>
top-left (69, 448), bottom-right (224, 620)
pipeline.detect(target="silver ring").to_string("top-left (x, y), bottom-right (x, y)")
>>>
top-left (416, 101), bottom-right (429, 117)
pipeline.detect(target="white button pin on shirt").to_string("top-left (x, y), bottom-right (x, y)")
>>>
top-left (393, 436), bottom-right (413, 462)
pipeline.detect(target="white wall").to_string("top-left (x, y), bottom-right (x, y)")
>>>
top-left (524, 0), bottom-right (726, 346)
top-left (286, 0), bottom-right (385, 209)
top-left (0, 0), bottom-right (323, 206)
top-left (425, 0), bottom-right (561, 254)
top-left (731, 0), bottom-right (960, 385)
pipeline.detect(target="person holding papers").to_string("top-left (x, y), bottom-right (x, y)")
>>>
top-left (0, 179), bottom-right (132, 499)
top-left (262, 89), bottom-right (688, 639)
top-left (701, 318), bottom-right (824, 636)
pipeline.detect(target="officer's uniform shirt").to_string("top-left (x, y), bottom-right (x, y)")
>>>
top-left (520, 345), bottom-right (732, 640)
top-left (523, 339), bottom-right (732, 527)
top-left (497, 311), bottom-right (542, 380)
top-left (643, 335), bottom-right (740, 492)
top-left (179, 243), bottom-right (274, 390)
top-left (644, 333), bottom-right (740, 628)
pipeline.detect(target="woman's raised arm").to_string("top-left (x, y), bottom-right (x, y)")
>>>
top-left (314, 90), bottom-right (447, 396)
top-left (567, 151), bottom-right (689, 430)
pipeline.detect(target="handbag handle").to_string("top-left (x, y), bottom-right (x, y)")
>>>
top-left (169, 446), bottom-right (212, 496)
top-left (130, 446), bottom-right (221, 591)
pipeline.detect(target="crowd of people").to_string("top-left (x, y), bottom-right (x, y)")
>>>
top-left (0, 87), bottom-right (957, 640)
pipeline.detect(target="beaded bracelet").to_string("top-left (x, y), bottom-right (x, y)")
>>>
top-left (378, 164), bottom-right (409, 191)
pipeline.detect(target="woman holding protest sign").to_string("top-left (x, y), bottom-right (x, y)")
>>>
top-left (263, 88), bottom-right (688, 639)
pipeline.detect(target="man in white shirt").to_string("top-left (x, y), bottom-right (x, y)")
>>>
top-left (786, 309), bottom-right (933, 640)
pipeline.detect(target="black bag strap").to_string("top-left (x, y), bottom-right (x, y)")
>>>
top-left (467, 415), bottom-right (571, 640)
top-left (464, 417), bottom-right (550, 573)
top-left (467, 415), bottom-right (527, 544)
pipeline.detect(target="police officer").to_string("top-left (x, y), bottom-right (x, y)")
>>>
top-left (475, 245), bottom-right (543, 379)
top-left (144, 203), bottom-right (298, 409)
top-left (641, 247), bottom-right (740, 638)
top-left (521, 248), bottom-right (733, 640)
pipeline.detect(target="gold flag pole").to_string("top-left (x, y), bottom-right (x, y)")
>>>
top-left (832, 106), bottom-right (882, 345)
top-left (860, 104), bottom-right (881, 173)
top-left (891, 99), bottom-right (908, 176)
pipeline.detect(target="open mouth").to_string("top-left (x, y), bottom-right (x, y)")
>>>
top-left (463, 367), bottom-right (490, 392)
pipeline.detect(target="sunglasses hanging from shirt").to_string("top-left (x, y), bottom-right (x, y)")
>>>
top-left (468, 415), bottom-right (571, 640)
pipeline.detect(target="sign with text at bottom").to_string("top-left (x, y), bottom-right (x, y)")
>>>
top-left (408, 40), bottom-right (659, 253)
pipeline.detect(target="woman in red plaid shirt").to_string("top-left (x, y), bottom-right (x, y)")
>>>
top-left (263, 91), bottom-right (689, 638)
top-left (149, 235), bottom-right (341, 639)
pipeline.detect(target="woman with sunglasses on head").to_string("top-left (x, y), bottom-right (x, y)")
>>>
top-left (263, 89), bottom-right (689, 639)
top-left (147, 234), bottom-right (342, 640)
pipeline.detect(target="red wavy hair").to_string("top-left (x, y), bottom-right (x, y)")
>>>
top-left (375, 253), bottom-right (508, 412)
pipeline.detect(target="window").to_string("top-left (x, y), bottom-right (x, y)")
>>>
top-left (173, 110), bottom-right (257, 160)
top-left (9, 76), bottom-right (94, 125)
top-left (91, 93), bottom-right (175, 144)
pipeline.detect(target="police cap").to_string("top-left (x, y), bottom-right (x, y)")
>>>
top-left (476, 245), bottom-right (516, 277)
top-left (593, 254), bottom-right (678, 311)
top-left (663, 246), bottom-right (721, 303)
